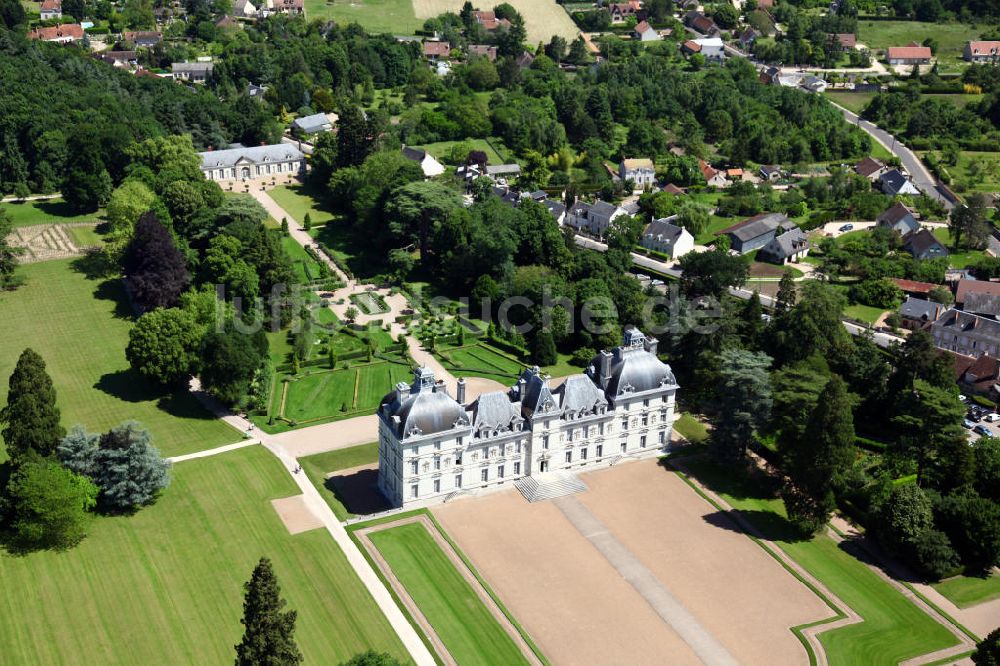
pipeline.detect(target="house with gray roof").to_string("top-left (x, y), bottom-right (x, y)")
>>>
top-left (401, 146), bottom-right (445, 177)
top-left (899, 296), bottom-right (944, 331)
top-left (619, 158), bottom-right (656, 192)
top-left (377, 328), bottom-right (678, 507)
top-left (757, 225), bottom-right (810, 264)
top-left (292, 112), bottom-right (334, 135)
top-left (932, 309), bottom-right (1000, 357)
top-left (903, 229), bottom-right (948, 261)
top-left (172, 61), bottom-right (214, 83)
top-left (877, 202), bottom-right (920, 237)
top-left (724, 212), bottom-right (794, 254)
top-left (565, 199), bottom-right (631, 237)
top-left (198, 144), bottom-right (305, 182)
top-left (640, 217), bottom-right (694, 259)
top-left (879, 169), bottom-right (920, 196)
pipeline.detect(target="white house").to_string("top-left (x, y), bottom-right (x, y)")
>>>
top-left (633, 21), bottom-right (660, 42)
top-left (640, 217), bottom-right (694, 259)
top-left (198, 144), bottom-right (306, 182)
top-left (565, 200), bottom-right (631, 237)
top-left (619, 158), bottom-right (656, 192)
top-left (694, 37), bottom-right (724, 61)
top-left (402, 146), bottom-right (446, 178)
top-left (377, 328), bottom-right (679, 508)
top-left (172, 61), bottom-right (214, 83)
top-left (39, 0), bottom-right (62, 20)
top-left (965, 41), bottom-right (1000, 63)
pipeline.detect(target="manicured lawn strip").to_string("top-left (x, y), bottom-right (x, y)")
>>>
top-left (0, 446), bottom-right (408, 665)
top-left (843, 303), bottom-right (886, 325)
top-left (932, 573), bottom-right (1000, 609)
top-left (0, 260), bottom-right (239, 460)
top-left (823, 91), bottom-right (875, 115)
top-left (281, 234), bottom-right (325, 284)
top-left (1, 197), bottom-right (103, 227)
top-left (369, 522), bottom-right (532, 666)
top-left (438, 343), bottom-right (524, 381)
top-left (65, 224), bottom-right (103, 248)
top-left (300, 442), bottom-right (379, 520)
top-left (413, 139), bottom-right (506, 166)
top-left (681, 457), bottom-right (959, 665)
top-left (673, 413), bottom-right (708, 444)
top-left (304, 0), bottom-right (422, 34)
top-left (268, 183), bottom-right (337, 226)
top-left (540, 351), bottom-right (583, 378)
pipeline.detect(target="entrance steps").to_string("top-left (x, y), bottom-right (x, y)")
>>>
top-left (515, 472), bottom-right (587, 503)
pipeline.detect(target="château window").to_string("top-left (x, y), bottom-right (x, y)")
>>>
top-left (514, 461), bottom-right (521, 475)
top-left (596, 444), bottom-right (603, 457)
top-left (640, 435), bottom-right (647, 448)
top-left (565, 451), bottom-right (572, 463)
top-left (411, 461), bottom-right (418, 475)
top-left (410, 484), bottom-right (418, 499)
top-left (434, 456), bottom-right (441, 470)
top-left (433, 479), bottom-right (440, 493)
top-left (455, 474), bottom-right (462, 488)
top-left (481, 468), bottom-right (488, 482)
top-left (581, 447), bottom-right (588, 460)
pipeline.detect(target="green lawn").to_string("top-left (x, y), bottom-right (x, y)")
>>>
top-left (857, 19), bottom-right (979, 69)
top-left (0, 260), bottom-right (240, 460)
top-left (823, 91), bottom-right (875, 115)
top-left (300, 442), bottom-right (379, 520)
top-left (695, 215), bottom-right (740, 245)
top-left (281, 235), bottom-right (328, 284)
top-left (1, 197), bottom-right (103, 227)
top-left (932, 228), bottom-right (986, 269)
top-left (437, 343), bottom-right (524, 383)
top-left (0, 446), bottom-right (408, 664)
top-left (413, 139), bottom-right (508, 166)
top-left (269, 183), bottom-right (338, 227)
top-left (922, 93), bottom-right (985, 109)
top-left (65, 224), bottom-right (103, 248)
top-left (540, 351), bottom-right (584, 379)
top-left (303, 0), bottom-right (422, 35)
top-left (280, 359), bottom-right (412, 424)
top-left (673, 413), bottom-right (708, 444)
top-left (843, 303), bottom-right (887, 325)
top-left (311, 222), bottom-right (386, 281)
top-left (948, 151), bottom-right (1000, 194)
top-left (932, 573), bottom-right (1000, 609)
top-left (368, 522), bottom-right (531, 665)
top-left (680, 457), bottom-right (959, 665)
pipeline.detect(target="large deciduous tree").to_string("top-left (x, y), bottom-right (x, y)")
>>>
top-left (1, 348), bottom-right (64, 465)
top-left (126, 308), bottom-right (204, 385)
top-left (0, 208), bottom-right (24, 289)
top-left (710, 349), bottom-right (773, 463)
top-left (200, 326), bottom-right (268, 405)
top-left (678, 248), bottom-right (750, 300)
top-left (123, 212), bottom-right (190, 311)
top-left (235, 557), bottom-right (302, 666)
top-left (4, 460), bottom-right (98, 551)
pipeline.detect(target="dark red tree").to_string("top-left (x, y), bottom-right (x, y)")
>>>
top-left (123, 212), bottom-right (190, 311)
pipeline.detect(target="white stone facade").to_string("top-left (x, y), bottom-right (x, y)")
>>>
top-left (199, 144), bottom-right (306, 182)
top-left (378, 328), bottom-right (679, 508)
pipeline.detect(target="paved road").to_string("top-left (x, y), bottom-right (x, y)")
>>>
top-left (829, 101), bottom-right (954, 211)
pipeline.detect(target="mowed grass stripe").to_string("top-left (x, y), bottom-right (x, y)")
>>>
top-left (370, 522), bottom-right (530, 666)
top-left (683, 458), bottom-right (958, 665)
top-left (0, 260), bottom-right (239, 459)
top-left (0, 446), bottom-right (408, 665)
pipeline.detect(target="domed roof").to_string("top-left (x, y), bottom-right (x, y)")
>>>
top-left (380, 367), bottom-right (470, 439)
top-left (588, 328), bottom-right (678, 399)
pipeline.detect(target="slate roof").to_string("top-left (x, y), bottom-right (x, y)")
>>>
top-left (933, 309), bottom-right (1000, 346)
top-left (879, 169), bottom-right (914, 194)
top-left (554, 375), bottom-right (608, 415)
top-left (725, 212), bottom-right (790, 242)
top-left (469, 391), bottom-right (523, 431)
top-left (643, 217), bottom-right (685, 242)
top-left (899, 296), bottom-right (943, 323)
top-left (543, 199), bottom-right (566, 219)
top-left (855, 156), bottom-right (885, 178)
top-left (199, 143), bottom-right (304, 169)
top-left (379, 368), bottom-right (470, 439)
top-left (292, 112), bottom-right (332, 134)
top-left (589, 329), bottom-right (677, 399)
top-left (961, 292), bottom-right (1000, 317)
top-left (590, 200), bottom-right (620, 218)
top-left (511, 367), bottom-right (559, 417)
top-left (759, 226), bottom-right (808, 261)
top-left (173, 61), bottom-right (214, 74)
top-left (903, 229), bottom-right (948, 259)
top-left (486, 164), bottom-right (521, 175)
top-left (877, 202), bottom-right (920, 235)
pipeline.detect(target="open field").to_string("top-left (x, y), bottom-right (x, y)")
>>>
top-left (269, 183), bottom-right (338, 227)
top-left (305, 0), bottom-right (423, 35)
top-left (412, 0), bottom-right (578, 43)
top-left (413, 139), bottom-right (508, 166)
top-left (823, 91), bottom-right (875, 115)
top-left (857, 19), bottom-right (980, 69)
top-left (947, 151), bottom-right (1000, 194)
top-left (367, 520), bottom-right (533, 665)
top-left (682, 456), bottom-right (960, 664)
top-left (1, 198), bottom-right (103, 227)
top-left (300, 442), bottom-right (380, 519)
top-left (933, 573), bottom-right (1000, 609)
top-left (0, 446), bottom-right (408, 665)
top-left (437, 343), bottom-right (524, 382)
top-left (435, 459), bottom-right (833, 665)
top-left (0, 260), bottom-right (239, 460)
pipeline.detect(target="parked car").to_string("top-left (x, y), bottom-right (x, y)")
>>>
top-left (651, 279), bottom-right (664, 286)
top-left (958, 394), bottom-right (968, 402)
top-left (974, 424), bottom-right (992, 437)
top-left (986, 413), bottom-right (1000, 422)
top-left (968, 412), bottom-right (982, 422)
top-left (963, 419), bottom-right (975, 429)
top-left (839, 223), bottom-right (854, 232)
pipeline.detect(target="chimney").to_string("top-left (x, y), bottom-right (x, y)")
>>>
top-left (645, 335), bottom-right (658, 356)
top-left (456, 377), bottom-right (466, 404)
top-left (599, 350), bottom-right (613, 388)
top-left (518, 376), bottom-right (527, 397)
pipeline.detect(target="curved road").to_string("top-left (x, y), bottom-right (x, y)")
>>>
top-left (829, 101), bottom-right (954, 211)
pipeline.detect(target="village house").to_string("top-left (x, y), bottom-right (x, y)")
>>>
top-left (899, 296), bottom-right (944, 331)
top-left (955, 353), bottom-right (1000, 396)
top-left (609, 0), bottom-right (641, 23)
top-left (737, 27), bottom-right (759, 50)
top-left (640, 217), bottom-right (694, 259)
top-left (879, 169), bottom-right (920, 196)
top-left (94, 50), bottom-right (138, 68)
top-left (172, 61), bottom-right (214, 83)
top-left (272, 0), bottom-right (304, 14)
top-left (758, 226), bottom-right (810, 265)
top-left (723, 212), bottom-right (795, 255)
top-left (422, 41), bottom-right (451, 61)
top-left (234, 0), bottom-right (258, 17)
top-left (903, 229), bottom-right (949, 261)
top-left (662, 183), bottom-right (686, 195)
top-left (759, 165), bottom-right (782, 182)
top-left (932, 309), bottom-right (1000, 358)
top-left (619, 158), bottom-right (656, 191)
top-left (472, 10), bottom-right (512, 31)
top-left (123, 31), bottom-right (162, 48)
top-left (39, 0), bottom-right (62, 20)
top-left (955, 280), bottom-right (1000, 319)
top-left (215, 15), bottom-right (240, 29)
top-left (377, 328), bottom-right (679, 508)
top-left (698, 159), bottom-right (729, 188)
top-left (692, 37), bottom-right (725, 61)
top-left (27, 23), bottom-right (84, 43)
top-left (965, 41), bottom-right (1000, 63)
top-left (877, 202), bottom-right (920, 237)
top-left (855, 156), bottom-right (887, 182)
top-left (565, 199), bottom-right (633, 237)
top-left (198, 143), bottom-right (305, 183)
top-left (831, 33), bottom-right (857, 51)
top-left (890, 278), bottom-right (938, 299)
top-left (633, 21), bottom-right (660, 42)
top-left (468, 44), bottom-right (497, 61)
top-left (759, 65), bottom-right (780, 85)
top-left (887, 43), bottom-right (932, 66)
top-left (401, 146), bottom-right (446, 178)
top-left (684, 11), bottom-right (719, 36)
